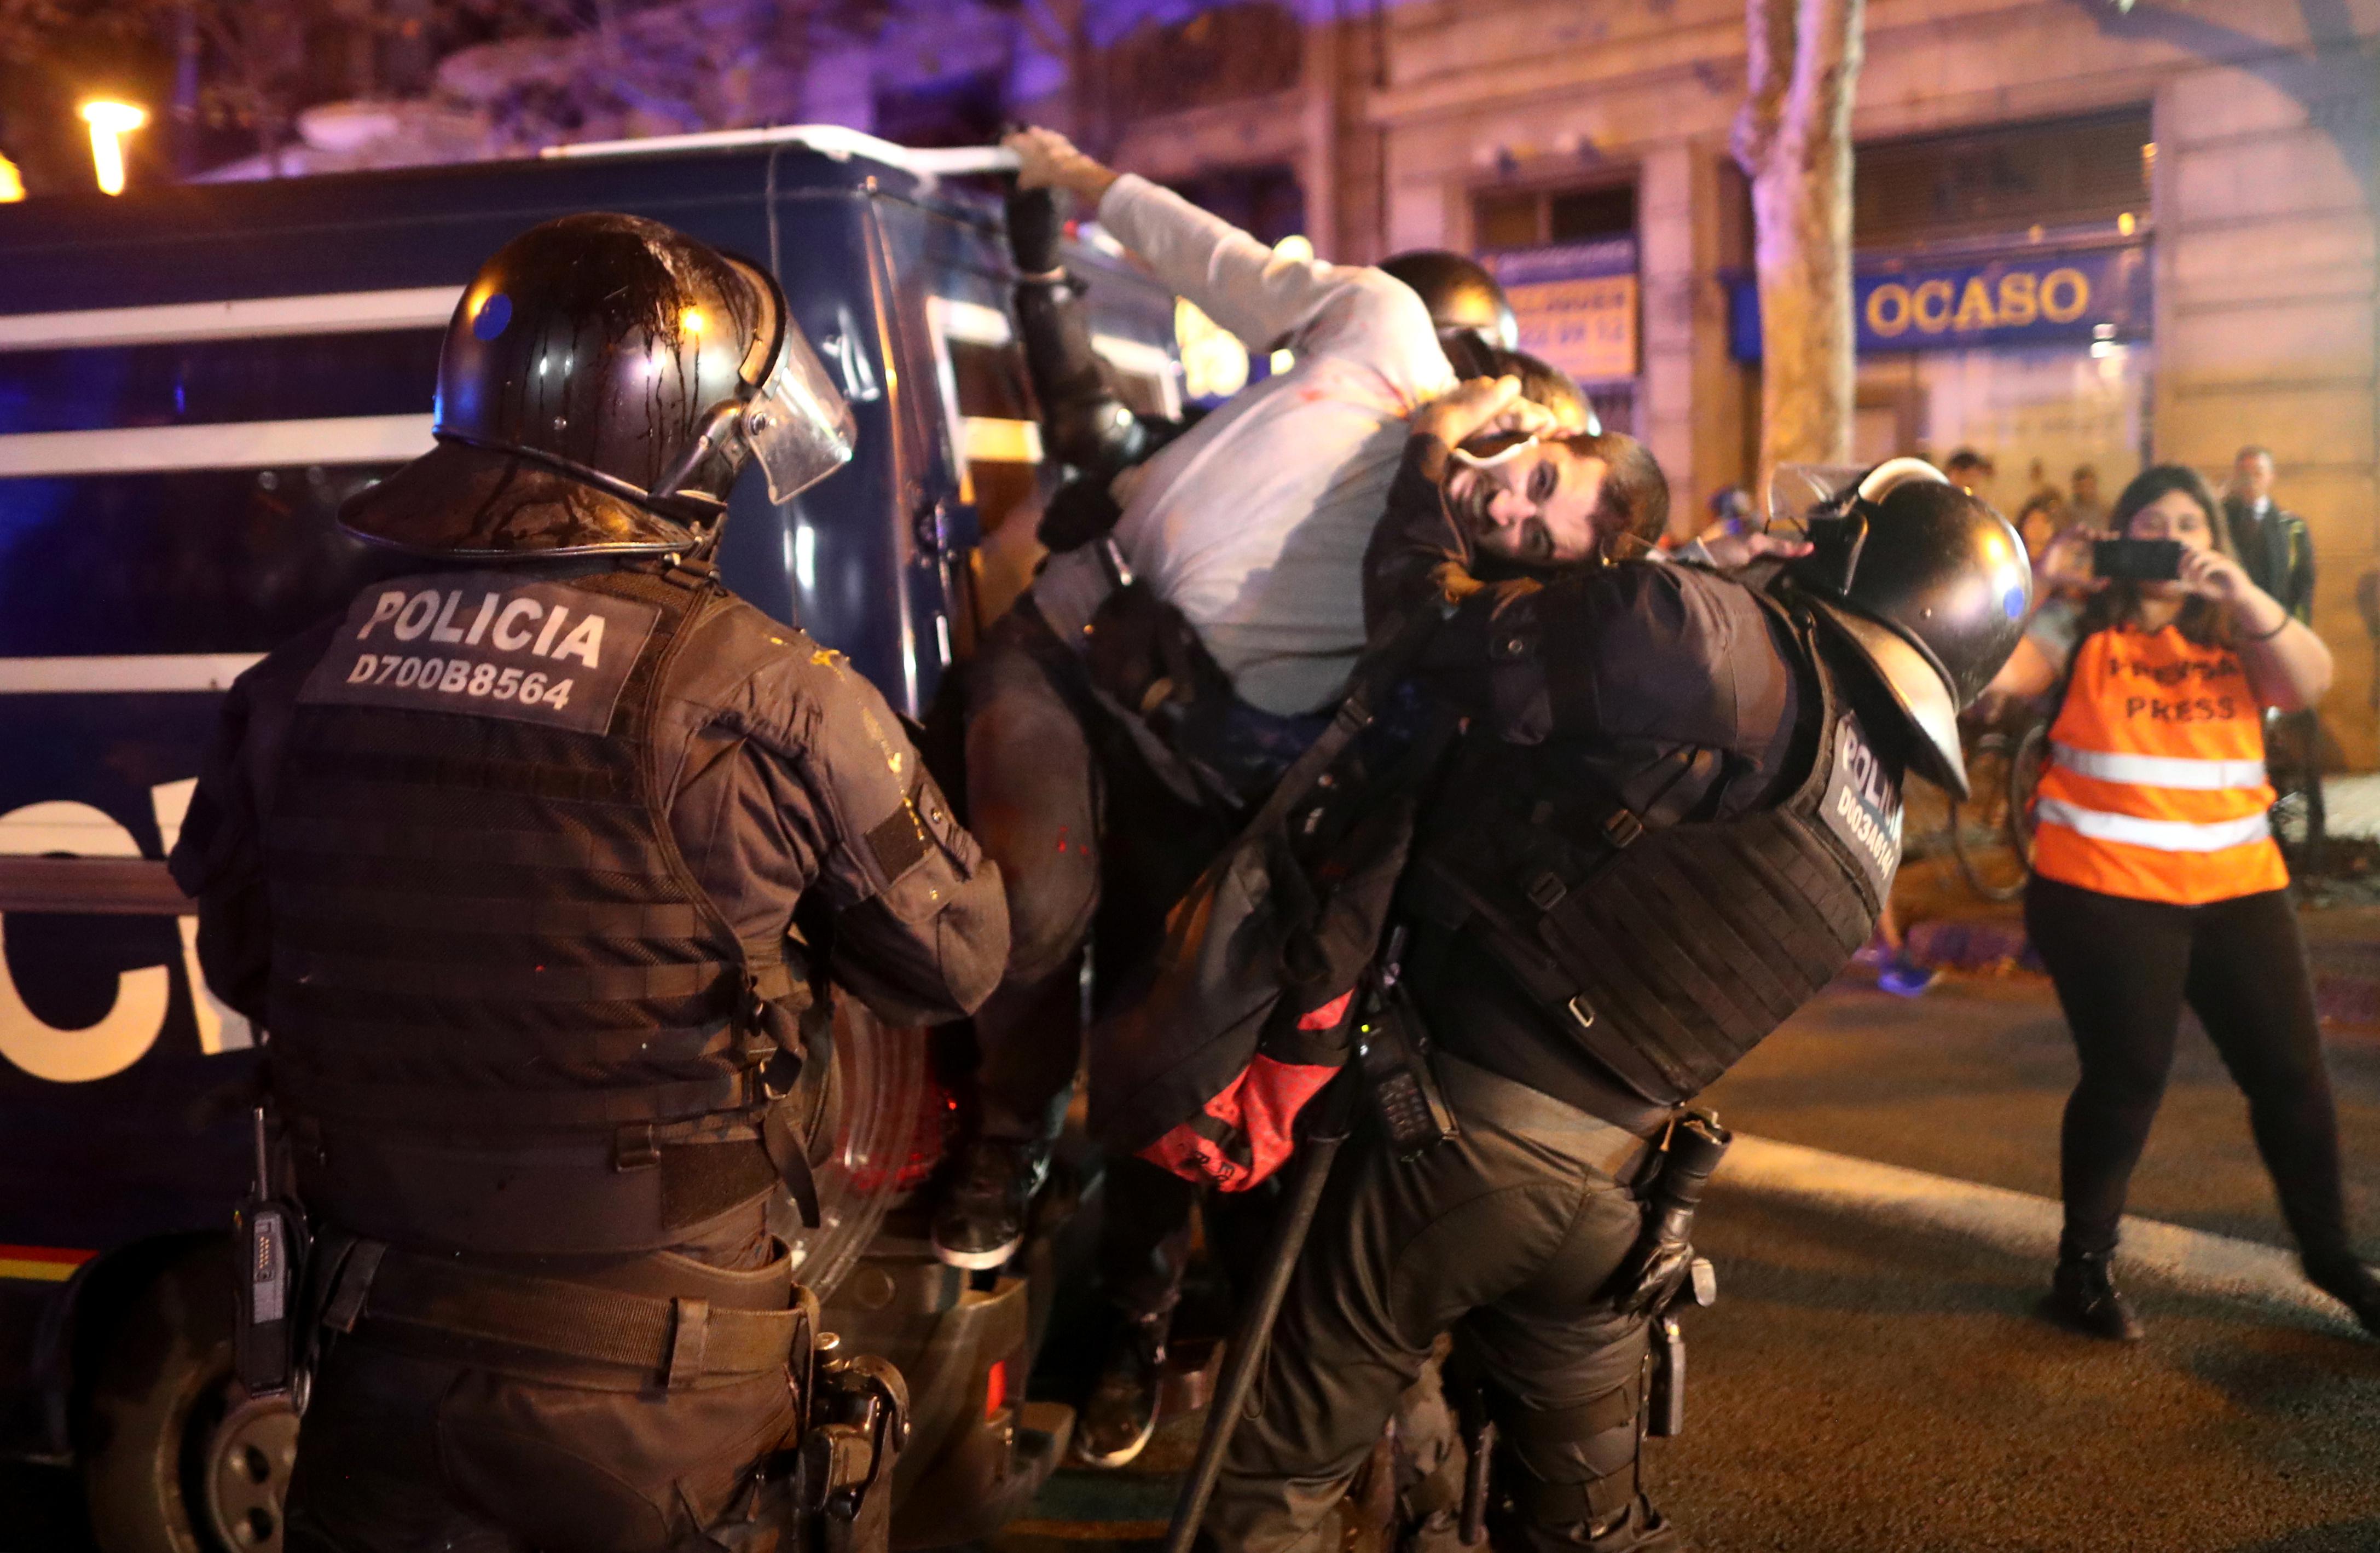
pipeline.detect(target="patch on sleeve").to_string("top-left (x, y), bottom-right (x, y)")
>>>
top-left (1818, 711), bottom-right (1904, 894)
top-left (865, 798), bottom-right (933, 884)
top-left (298, 573), bottom-right (658, 735)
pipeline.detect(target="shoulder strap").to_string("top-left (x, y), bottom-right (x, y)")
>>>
top-left (1232, 604), bottom-right (1448, 844)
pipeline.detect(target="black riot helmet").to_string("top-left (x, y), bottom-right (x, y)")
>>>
top-left (1379, 250), bottom-right (1519, 362)
top-left (1783, 458), bottom-right (2033, 799)
top-left (341, 212), bottom-right (855, 557)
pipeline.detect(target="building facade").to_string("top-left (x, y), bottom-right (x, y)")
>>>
top-left (1092, 0), bottom-right (2378, 765)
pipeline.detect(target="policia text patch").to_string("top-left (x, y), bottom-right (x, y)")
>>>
top-left (1819, 711), bottom-right (1904, 895)
top-left (300, 573), bottom-right (658, 735)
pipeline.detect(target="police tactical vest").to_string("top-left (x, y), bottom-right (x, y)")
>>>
top-left (1398, 594), bottom-right (1903, 1110)
top-left (263, 563), bottom-right (810, 1256)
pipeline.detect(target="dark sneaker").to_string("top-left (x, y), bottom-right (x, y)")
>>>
top-left (1076, 1311), bottom-right (1169, 1468)
top-left (930, 1138), bottom-right (1047, 1271)
top-left (2047, 1247), bottom-right (2144, 1341)
top-left (1588, 1497), bottom-right (1685, 1551)
top-left (2303, 1254), bottom-right (2380, 1339)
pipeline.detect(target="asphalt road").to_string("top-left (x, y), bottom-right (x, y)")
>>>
top-left (1703, 974), bottom-right (2380, 1258)
top-left (1641, 1192), bottom-right (2380, 1553)
top-left (12, 977), bottom-right (2380, 1552)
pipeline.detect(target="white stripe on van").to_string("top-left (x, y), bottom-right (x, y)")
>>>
top-left (0, 654), bottom-right (265, 694)
top-left (0, 414), bottom-right (434, 478)
top-left (0, 287), bottom-right (462, 353)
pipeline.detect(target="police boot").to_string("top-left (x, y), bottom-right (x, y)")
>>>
top-left (2302, 1252), bottom-right (2380, 1340)
top-left (1582, 1496), bottom-right (1685, 1552)
top-left (2047, 1243), bottom-right (2144, 1342)
top-left (1076, 1308), bottom-right (1171, 1468)
top-left (1493, 1492), bottom-right (1684, 1553)
top-left (931, 1137), bottom-right (1049, 1271)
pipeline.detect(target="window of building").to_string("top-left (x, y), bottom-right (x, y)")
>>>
top-left (1169, 164), bottom-right (1307, 248)
top-left (1472, 182), bottom-right (1636, 251)
top-left (1854, 108), bottom-right (2153, 250)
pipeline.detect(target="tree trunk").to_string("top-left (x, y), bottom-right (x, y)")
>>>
top-left (1733, 0), bottom-right (1866, 509)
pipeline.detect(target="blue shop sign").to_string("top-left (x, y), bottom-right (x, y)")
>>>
top-left (1728, 243), bottom-right (2150, 361)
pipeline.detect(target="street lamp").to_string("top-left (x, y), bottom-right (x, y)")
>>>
top-left (80, 100), bottom-right (148, 196)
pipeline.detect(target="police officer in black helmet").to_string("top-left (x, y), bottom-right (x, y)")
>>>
top-left (1377, 249), bottom-right (1519, 369)
top-left (167, 213), bottom-right (1007, 1553)
top-left (1197, 379), bottom-right (2031, 1552)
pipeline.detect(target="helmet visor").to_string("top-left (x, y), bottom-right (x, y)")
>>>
top-left (1764, 463), bottom-right (1866, 527)
top-left (745, 325), bottom-right (857, 505)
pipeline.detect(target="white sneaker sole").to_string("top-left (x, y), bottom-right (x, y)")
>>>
top-left (930, 1233), bottom-right (1022, 1271)
top-left (1074, 1411), bottom-right (1159, 1469)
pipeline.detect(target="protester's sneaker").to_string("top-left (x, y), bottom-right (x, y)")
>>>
top-left (1075, 1310), bottom-right (1170, 1468)
top-left (2303, 1254), bottom-right (2380, 1339)
top-left (1851, 934), bottom-right (1896, 971)
top-left (1876, 956), bottom-right (1938, 997)
top-left (2046, 1246), bottom-right (2144, 1341)
top-left (930, 1138), bottom-right (1047, 1271)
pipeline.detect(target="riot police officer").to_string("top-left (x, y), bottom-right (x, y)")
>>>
top-left (167, 213), bottom-right (1006, 1553)
top-left (1197, 383), bottom-right (2032, 1552)
top-left (1377, 248), bottom-right (1518, 378)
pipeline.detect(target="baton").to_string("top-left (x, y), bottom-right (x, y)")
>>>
top-left (1161, 1071), bottom-right (1357, 1553)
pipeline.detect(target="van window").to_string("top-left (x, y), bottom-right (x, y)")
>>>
top-left (0, 467), bottom-right (408, 657)
top-left (0, 331), bottom-right (443, 436)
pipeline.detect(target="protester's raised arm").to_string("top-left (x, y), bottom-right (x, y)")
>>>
top-left (1005, 125), bottom-right (1402, 360)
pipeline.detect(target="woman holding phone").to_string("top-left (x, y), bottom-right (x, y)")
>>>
top-left (1990, 465), bottom-right (2378, 1340)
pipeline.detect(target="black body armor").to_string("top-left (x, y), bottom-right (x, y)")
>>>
top-left (263, 563), bottom-right (813, 1255)
top-left (1398, 591), bottom-right (1905, 1110)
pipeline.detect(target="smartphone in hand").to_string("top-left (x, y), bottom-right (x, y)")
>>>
top-left (2092, 538), bottom-right (2185, 582)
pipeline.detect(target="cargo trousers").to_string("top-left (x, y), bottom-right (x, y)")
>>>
top-left (282, 1238), bottom-right (800, 1553)
top-left (1206, 1053), bottom-right (1673, 1553)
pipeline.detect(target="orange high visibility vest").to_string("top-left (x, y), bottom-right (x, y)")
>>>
top-left (2032, 622), bottom-right (2288, 903)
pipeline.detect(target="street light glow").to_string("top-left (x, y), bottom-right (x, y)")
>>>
top-left (0, 154), bottom-right (24, 203)
top-left (80, 100), bottom-right (148, 196)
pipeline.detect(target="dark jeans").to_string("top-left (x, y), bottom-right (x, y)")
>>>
top-left (960, 610), bottom-right (1235, 1319)
top-left (1207, 1054), bottom-right (1660, 1553)
top-left (962, 611), bottom-right (1104, 1143)
top-left (2025, 875), bottom-right (2353, 1263)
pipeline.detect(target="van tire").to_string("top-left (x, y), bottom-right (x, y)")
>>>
top-left (80, 1243), bottom-right (293, 1553)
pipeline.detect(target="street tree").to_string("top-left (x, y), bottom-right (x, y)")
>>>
top-left (1731, 0), bottom-right (1866, 504)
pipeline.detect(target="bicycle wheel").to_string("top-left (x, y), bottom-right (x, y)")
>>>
top-left (2267, 711), bottom-right (2327, 878)
top-left (1949, 732), bottom-right (2027, 900)
top-left (2006, 719), bottom-right (2052, 871)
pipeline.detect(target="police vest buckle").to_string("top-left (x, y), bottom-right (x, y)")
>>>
top-left (614, 1122), bottom-right (662, 1171)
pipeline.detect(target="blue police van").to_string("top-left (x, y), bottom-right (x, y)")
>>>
top-left (0, 125), bottom-right (1181, 1553)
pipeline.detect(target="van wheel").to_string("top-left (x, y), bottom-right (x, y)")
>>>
top-left (82, 1245), bottom-right (298, 1553)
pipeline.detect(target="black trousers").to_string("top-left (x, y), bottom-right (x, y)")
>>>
top-left (283, 1241), bottom-right (797, 1553)
top-left (2025, 875), bottom-right (2353, 1262)
top-left (1207, 1054), bottom-right (1664, 1553)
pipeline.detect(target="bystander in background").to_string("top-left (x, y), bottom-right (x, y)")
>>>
top-left (2069, 464), bottom-right (2109, 530)
top-left (1945, 447), bottom-right (1997, 501)
top-left (2225, 445), bottom-right (2314, 624)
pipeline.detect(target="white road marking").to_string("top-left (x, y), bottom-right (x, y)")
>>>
top-left (1719, 1133), bottom-right (2368, 1330)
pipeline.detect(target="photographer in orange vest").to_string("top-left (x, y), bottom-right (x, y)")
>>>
top-left (1991, 465), bottom-right (2378, 1341)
